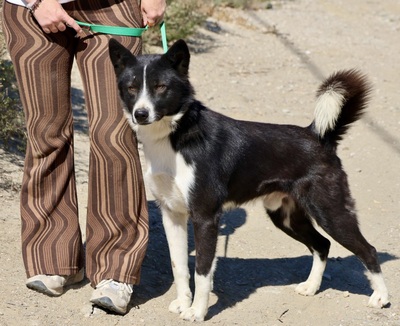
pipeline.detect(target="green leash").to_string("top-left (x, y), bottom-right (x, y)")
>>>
top-left (76, 20), bottom-right (168, 53)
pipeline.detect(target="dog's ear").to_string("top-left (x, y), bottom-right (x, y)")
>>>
top-left (108, 38), bottom-right (137, 76)
top-left (163, 39), bottom-right (190, 76)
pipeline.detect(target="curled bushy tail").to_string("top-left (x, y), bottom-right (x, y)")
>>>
top-left (310, 69), bottom-right (372, 149)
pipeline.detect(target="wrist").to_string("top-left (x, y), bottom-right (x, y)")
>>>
top-left (26, 0), bottom-right (45, 14)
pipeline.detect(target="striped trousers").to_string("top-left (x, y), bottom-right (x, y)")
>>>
top-left (2, 0), bottom-right (148, 287)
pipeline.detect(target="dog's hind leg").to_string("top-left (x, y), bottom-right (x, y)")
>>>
top-left (304, 178), bottom-right (389, 308)
top-left (160, 207), bottom-right (193, 314)
top-left (179, 211), bottom-right (220, 322)
top-left (264, 193), bottom-right (331, 296)
top-left (318, 214), bottom-right (389, 308)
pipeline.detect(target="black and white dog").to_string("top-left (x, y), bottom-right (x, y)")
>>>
top-left (109, 39), bottom-right (389, 321)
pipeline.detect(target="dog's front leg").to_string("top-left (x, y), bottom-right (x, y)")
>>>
top-left (161, 207), bottom-right (193, 314)
top-left (180, 216), bottom-right (219, 322)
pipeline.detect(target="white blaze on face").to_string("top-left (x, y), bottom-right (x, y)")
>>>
top-left (132, 65), bottom-right (157, 124)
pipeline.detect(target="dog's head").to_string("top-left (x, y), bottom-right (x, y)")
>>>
top-left (109, 39), bottom-right (194, 127)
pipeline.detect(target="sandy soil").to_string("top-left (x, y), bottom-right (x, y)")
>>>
top-left (1, 0), bottom-right (399, 325)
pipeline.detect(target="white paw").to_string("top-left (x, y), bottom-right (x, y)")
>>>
top-left (180, 307), bottom-right (206, 322)
top-left (169, 298), bottom-right (192, 314)
top-left (366, 272), bottom-right (389, 308)
top-left (295, 281), bottom-right (319, 296)
top-left (368, 290), bottom-right (390, 308)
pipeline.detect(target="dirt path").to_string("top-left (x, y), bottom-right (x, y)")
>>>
top-left (1, 0), bottom-right (399, 325)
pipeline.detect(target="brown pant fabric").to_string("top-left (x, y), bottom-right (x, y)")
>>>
top-left (2, 0), bottom-right (148, 287)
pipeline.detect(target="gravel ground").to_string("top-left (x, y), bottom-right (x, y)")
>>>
top-left (1, 0), bottom-right (399, 325)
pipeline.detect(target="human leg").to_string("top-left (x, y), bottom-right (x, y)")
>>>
top-left (70, 0), bottom-right (148, 292)
top-left (2, 2), bottom-right (84, 284)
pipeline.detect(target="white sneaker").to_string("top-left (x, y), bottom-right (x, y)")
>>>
top-left (90, 279), bottom-right (133, 315)
top-left (26, 269), bottom-right (84, 296)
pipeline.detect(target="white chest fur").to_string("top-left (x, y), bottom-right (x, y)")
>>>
top-left (137, 122), bottom-right (195, 215)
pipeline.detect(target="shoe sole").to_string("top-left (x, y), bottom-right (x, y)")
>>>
top-left (26, 280), bottom-right (61, 297)
top-left (90, 297), bottom-right (126, 315)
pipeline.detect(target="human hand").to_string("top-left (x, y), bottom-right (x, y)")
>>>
top-left (141, 0), bottom-right (167, 27)
top-left (28, 0), bottom-right (82, 35)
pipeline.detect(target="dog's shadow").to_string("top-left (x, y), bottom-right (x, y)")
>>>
top-left (133, 200), bottom-right (396, 320)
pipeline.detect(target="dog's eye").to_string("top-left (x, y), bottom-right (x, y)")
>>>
top-left (155, 85), bottom-right (167, 93)
top-left (128, 85), bottom-right (139, 95)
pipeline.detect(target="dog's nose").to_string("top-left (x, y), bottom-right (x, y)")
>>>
top-left (134, 109), bottom-right (149, 124)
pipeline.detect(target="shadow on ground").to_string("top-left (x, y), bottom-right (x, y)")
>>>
top-left (133, 201), bottom-right (397, 319)
top-left (72, 87), bottom-right (88, 135)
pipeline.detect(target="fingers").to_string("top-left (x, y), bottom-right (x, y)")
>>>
top-left (141, 0), bottom-right (166, 27)
top-left (31, 0), bottom-right (83, 36)
top-left (144, 13), bottom-right (163, 27)
top-left (57, 21), bottom-right (67, 32)
top-left (143, 13), bottom-right (164, 27)
top-left (42, 20), bottom-right (82, 35)
top-left (63, 17), bottom-right (83, 35)
top-left (146, 19), bottom-right (155, 27)
top-left (46, 21), bottom-right (66, 33)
